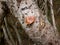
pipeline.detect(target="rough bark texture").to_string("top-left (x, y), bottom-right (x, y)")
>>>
top-left (0, 0), bottom-right (60, 45)
top-left (8, 0), bottom-right (60, 45)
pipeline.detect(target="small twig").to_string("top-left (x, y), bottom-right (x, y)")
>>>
top-left (48, 0), bottom-right (57, 30)
top-left (4, 17), bottom-right (15, 45)
top-left (56, 8), bottom-right (60, 15)
top-left (2, 25), bottom-right (12, 45)
top-left (12, 25), bottom-right (22, 45)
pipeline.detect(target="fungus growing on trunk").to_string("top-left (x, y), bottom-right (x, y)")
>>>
top-left (25, 16), bottom-right (35, 25)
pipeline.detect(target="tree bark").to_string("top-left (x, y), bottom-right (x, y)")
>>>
top-left (0, 0), bottom-right (60, 45)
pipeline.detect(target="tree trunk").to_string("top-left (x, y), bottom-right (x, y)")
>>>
top-left (0, 0), bottom-right (60, 45)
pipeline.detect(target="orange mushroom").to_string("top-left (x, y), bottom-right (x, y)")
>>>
top-left (25, 16), bottom-right (35, 25)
